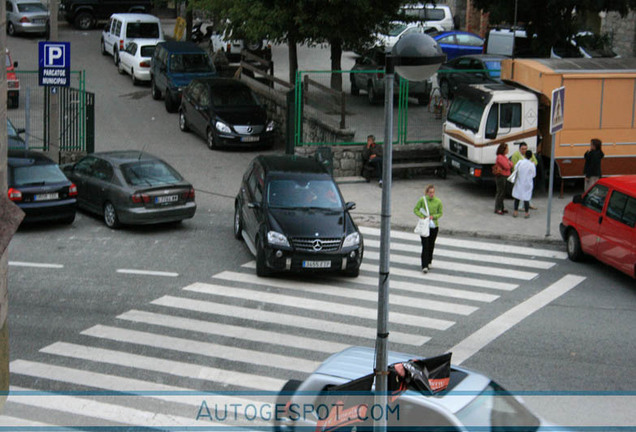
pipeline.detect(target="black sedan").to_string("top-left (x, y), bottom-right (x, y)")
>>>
top-left (8, 149), bottom-right (77, 225)
top-left (62, 151), bottom-right (196, 228)
top-left (178, 77), bottom-right (275, 149)
top-left (234, 155), bottom-right (363, 277)
top-left (437, 54), bottom-right (506, 98)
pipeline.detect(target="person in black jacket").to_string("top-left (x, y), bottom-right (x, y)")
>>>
top-left (361, 135), bottom-right (383, 187)
top-left (583, 138), bottom-right (604, 192)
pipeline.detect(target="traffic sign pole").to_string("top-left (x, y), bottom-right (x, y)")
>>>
top-left (546, 86), bottom-right (565, 237)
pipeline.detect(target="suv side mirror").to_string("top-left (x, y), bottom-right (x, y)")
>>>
top-left (247, 202), bottom-right (261, 209)
top-left (345, 202), bottom-right (356, 210)
top-left (573, 194), bottom-right (583, 204)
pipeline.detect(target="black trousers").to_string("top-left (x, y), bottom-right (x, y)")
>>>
top-left (420, 227), bottom-right (439, 268)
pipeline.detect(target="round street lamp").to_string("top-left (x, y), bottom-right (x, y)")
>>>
top-left (374, 32), bottom-right (444, 430)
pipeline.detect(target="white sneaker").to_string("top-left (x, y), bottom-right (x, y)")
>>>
top-left (422, 267), bottom-right (429, 273)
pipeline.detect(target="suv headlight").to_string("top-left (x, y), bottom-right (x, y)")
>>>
top-left (267, 230), bottom-right (289, 247)
top-left (342, 232), bottom-right (360, 248)
top-left (266, 120), bottom-right (275, 132)
top-left (215, 121), bottom-right (232, 133)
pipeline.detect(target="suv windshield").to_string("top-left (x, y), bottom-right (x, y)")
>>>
top-left (121, 160), bottom-right (182, 186)
top-left (267, 179), bottom-right (342, 209)
top-left (126, 22), bottom-right (159, 38)
top-left (169, 53), bottom-right (214, 73)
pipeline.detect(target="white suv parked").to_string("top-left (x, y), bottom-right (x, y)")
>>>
top-left (101, 13), bottom-right (164, 66)
top-left (400, 2), bottom-right (454, 32)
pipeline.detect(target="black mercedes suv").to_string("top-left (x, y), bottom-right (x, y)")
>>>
top-left (234, 155), bottom-right (363, 277)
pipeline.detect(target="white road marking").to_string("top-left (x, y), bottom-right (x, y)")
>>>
top-left (116, 269), bottom-right (179, 277)
top-left (358, 226), bottom-right (568, 259)
top-left (8, 261), bottom-right (63, 269)
top-left (40, 342), bottom-right (285, 391)
top-left (364, 238), bottom-right (556, 269)
top-left (81, 324), bottom-right (319, 373)
top-left (117, 309), bottom-right (350, 354)
top-left (364, 250), bottom-right (538, 280)
top-left (214, 271), bottom-right (478, 316)
top-left (8, 385), bottom-right (196, 427)
top-left (151, 295), bottom-right (430, 346)
top-left (450, 274), bottom-right (586, 364)
top-left (185, 282), bottom-right (454, 330)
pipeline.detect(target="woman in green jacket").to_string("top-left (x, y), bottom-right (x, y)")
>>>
top-left (413, 184), bottom-right (443, 273)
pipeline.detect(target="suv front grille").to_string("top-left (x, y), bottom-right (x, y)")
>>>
top-left (291, 237), bottom-right (341, 252)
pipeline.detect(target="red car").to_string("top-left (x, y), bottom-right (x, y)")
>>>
top-left (560, 175), bottom-right (636, 278)
top-left (6, 48), bottom-right (20, 108)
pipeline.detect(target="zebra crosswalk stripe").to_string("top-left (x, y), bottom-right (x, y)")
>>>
top-left (117, 309), bottom-right (351, 354)
top-left (213, 271), bottom-right (478, 316)
top-left (81, 324), bottom-right (320, 373)
top-left (40, 342), bottom-right (287, 391)
top-left (151, 295), bottom-right (430, 346)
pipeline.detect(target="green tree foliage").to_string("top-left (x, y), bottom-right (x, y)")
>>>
top-left (191, 0), bottom-right (404, 89)
top-left (472, 0), bottom-right (636, 56)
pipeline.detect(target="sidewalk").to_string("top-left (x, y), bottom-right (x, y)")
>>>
top-left (339, 173), bottom-right (576, 245)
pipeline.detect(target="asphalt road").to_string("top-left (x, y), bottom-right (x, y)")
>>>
top-left (4, 25), bottom-right (636, 429)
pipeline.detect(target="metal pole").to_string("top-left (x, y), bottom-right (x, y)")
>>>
top-left (48, 0), bottom-right (60, 162)
top-left (374, 56), bottom-right (394, 432)
top-left (546, 134), bottom-right (556, 237)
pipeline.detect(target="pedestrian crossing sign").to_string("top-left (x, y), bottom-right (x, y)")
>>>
top-left (550, 86), bottom-right (565, 133)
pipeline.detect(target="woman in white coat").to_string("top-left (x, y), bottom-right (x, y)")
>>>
top-left (512, 150), bottom-right (536, 218)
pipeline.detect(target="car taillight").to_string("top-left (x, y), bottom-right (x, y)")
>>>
top-left (119, 39), bottom-right (124, 50)
top-left (182, 188), bottom-right (195, 200)
top-left (68, 183), bottom-right (78, 197)
top-left (131, 192), bottom-right (150, 204)
top-left (139, 60), bottom-right (150, 68)
top-left (8, 188), bottom-right (22, 202)
top-left (19, 17), bottom-right (30, 23)
top-left (474, 168), bottom-right (482, 178)
top-left (226, 43), bottom-right (231, 52)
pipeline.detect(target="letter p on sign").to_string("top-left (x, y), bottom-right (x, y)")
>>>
top-left (45, 44), bottom-right (66, 67)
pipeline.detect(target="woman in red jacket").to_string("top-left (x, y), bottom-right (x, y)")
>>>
top-left (494, 143), bottom-right (512, 215)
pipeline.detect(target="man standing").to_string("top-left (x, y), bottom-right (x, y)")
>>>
top-left (583, 138), bottom-right (604, 192)
top-left (511, 142), bottom-right (538, 209)
top-left (362, 135), bottom-right (383, 187)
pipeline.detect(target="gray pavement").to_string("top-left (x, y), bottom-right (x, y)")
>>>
top-left (339, 173), bottom-right (577, 245)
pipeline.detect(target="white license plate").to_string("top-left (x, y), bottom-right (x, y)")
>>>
top-left (451, 160), bottom-right (461, 169)
top-left (155, 194), bottom-right (178, 204)
top-left (34, 193), bottom-right (58, 201)
top-left (302, 260), bottom-right (331, 269)
top-left (241, 136), bottom-right (260, 143)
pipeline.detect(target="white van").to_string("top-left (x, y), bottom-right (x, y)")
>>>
top-left (101, 13), bottom-right (164, 66)
top-left (400, 3), bottom-right (454, 32)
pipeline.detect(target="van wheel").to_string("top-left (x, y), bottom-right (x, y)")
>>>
top-left (113, 49), bottom-right (120, 66)
top-left (100, 39), bottom-right (107, 55)
top-left (74, 12), bottom-right (94, 30)
top-left (233, 203), bottom-right (243, 240)
top-left (566, 229), bottom-right (583, 262)
top-left (151, 78), bottom-right (162, 100)
top-left (7, 22), bottom-right (16, 36)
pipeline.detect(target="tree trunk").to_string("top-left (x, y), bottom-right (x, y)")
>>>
top-left (288, 34), bottom-right (298, 85)
top-left (185, 5), bottom-right (193, 41)
top-left (330, 38), bottom-right (343, 92)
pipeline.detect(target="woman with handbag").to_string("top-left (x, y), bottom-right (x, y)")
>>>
top-left (493, 143), bottom-right (512, 215)
top-left (413, 184), bottom-right (443, 273)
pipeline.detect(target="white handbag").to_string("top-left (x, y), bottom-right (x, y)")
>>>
top-left (414, 196), bottom-right (432, 237)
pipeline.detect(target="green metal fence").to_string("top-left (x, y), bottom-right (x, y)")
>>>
top-left (8, 70), bottom-right (94, 153)
top-left (293, 69), bottom-right (444, 148)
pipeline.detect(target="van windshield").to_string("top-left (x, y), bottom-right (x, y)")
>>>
top-left (126, 22), bottom-right (160, 39)
top-left (447, 96), bottom-right (486, 133)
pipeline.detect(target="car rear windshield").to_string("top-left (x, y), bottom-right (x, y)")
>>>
top-left (169, 53), bottom-right (214, 73)
top-left (11, 164), bottom-right (68, 187)
top-left (267, 179), bottom-right (342, 209)
top-left (121, 160), bottom-right (183, 187)
top-left (140, 45), bottom-right (156, 57)
top-left (484, 60), bottom-right (502, 78)
top-left (17, 2), bottom-right (47, 12)
top-left (126, 22), bottom-right (160, 39)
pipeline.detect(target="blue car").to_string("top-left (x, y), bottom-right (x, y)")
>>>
top-left (432, 30), bottom-right (484, 61)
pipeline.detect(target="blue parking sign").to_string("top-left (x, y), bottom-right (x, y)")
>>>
top-left (39, 42), bottom-right (71, 87)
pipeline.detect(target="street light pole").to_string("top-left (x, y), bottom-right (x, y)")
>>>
top-left (374, 32), bottom-right (444, 432)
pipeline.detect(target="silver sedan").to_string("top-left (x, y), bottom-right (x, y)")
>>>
top-left (6, 0), bottom-right (49, 36)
